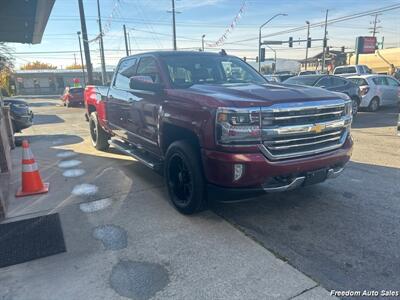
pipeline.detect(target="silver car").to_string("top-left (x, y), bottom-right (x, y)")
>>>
top-left (348, 75), bottom-right (400, 111)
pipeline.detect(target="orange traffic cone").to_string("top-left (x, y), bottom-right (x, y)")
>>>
top-left (16, 140), bottom-right (49, 197)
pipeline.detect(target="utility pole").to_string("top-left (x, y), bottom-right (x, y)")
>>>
top-left (172, 0), bottom-right (177, 50)
top-left (77, 31), bottom-right (86, 84)
top-left (78, 0), bottom-right (93, 84)
top-left (321, 9), bottom-right (328, 73)
top-left (127, 32), bottom-right (132, 55)
top-left (123, 25), bottom-right (129, 56)
top-left (369, 14), bottom-right (381, 37)
top-left (201, 34), bottom-right (205, 51)
top-left (305, 21), bottom-right (310, 70)
top-left (96, 0), bottom-right (107, 84)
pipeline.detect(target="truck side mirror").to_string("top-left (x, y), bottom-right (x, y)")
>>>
top-left (129, 76), bottom-right (163, 94)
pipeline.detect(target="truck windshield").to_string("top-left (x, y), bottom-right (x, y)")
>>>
top-left (163, 55), bottom-right (266, 88)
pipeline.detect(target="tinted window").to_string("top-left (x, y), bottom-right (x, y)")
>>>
top-left (348, 78), bottom-right (369, 86)
top-left (372, 77), bottom-right (388, 86)
top-left (136, 57), bottom-right (160, 83)
top-left (386, 77), bottom-right (400, 87)
top-left (284, 76), bottom-right (320, 86)
top-left (163, 55), bottom-right (266, 88)
top-left (331, 77), bottom-right (347, 87)
top-left (69, 88), bottom-right (84, 94)
top-left (334, 67), bottom-right (356, 74)
top-left (315, 77), bottom-right (332, 87)
top-left (114, 58), bottom-right (137, 89)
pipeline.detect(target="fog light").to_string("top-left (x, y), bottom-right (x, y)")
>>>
top-left (233, 164), bottom-right (244, 181)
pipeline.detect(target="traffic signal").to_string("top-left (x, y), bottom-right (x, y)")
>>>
top-left (326, 47), bottom-right (330, 55)
top-left (243, 57), bottom-right (246, 62)
top-left (341, 46), bottom-right (345, 53)
top-left (307, 37), bottom-right (311, 48)
top-left (260, 48), bottom-right (265, 62)
top-left (323, 38), bottom-right (327, 48)
top-left (289, 37), bottom-right (293, 48)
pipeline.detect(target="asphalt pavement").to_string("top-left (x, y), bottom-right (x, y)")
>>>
top-left (213, 106), bottom-right (400, 294)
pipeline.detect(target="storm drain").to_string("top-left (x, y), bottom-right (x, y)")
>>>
top-left (93, 225), bottom-right (127, 250)
top-left (63, 169), bottom-right (85, 178)
top-left (110, 260), bottom-right (169, 300)
top-left (58, 160), bottom-right (82, 168)
top-left (71, 183), bottom-right (98, 196)
top-left (56, 151), bottom-right (77, 158)
top-left (80, 198), bottom-right (112, 213)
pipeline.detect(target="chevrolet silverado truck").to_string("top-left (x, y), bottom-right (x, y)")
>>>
top-left (85, 51), bottom-right (353, 214)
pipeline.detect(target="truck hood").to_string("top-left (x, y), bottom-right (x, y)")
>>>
top-left (182, 83), bottom-right (345, 107)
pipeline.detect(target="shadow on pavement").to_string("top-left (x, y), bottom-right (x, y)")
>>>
top-left (211, 160), bottom-right (400, 294)
top-left (15, 134), bottom-right (83, 146)
top-left (33, 114), bottom-right (64, 125)
top-left (352, 107), bottom-right (398, 129)
top-left (28, 102), bottom-right (59, 107)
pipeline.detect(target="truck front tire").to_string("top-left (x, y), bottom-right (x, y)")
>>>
top-left (165, 140), bottom-right (207, 215)
top-left (89, 112), bottom-right (109, 151)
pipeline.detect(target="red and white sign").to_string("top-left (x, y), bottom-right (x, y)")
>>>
top-left (362, 37), bottom-right (377, 54)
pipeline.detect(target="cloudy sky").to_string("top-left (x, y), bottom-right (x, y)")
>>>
top-left (8, 0), bottom-right (400, 69)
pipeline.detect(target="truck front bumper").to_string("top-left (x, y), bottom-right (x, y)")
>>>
top-left (203, 135), bottom-right (353, 201)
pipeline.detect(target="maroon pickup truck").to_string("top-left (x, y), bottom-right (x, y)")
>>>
top-left (85, 51), bottom-right (353, 214)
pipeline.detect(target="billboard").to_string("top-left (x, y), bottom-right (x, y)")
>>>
top-left (356, 36), bottom-right (377, 54)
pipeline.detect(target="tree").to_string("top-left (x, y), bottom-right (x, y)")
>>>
top-left (20, 61), bottom-right (57, 70)
top-left (0, 43), bottom-right (14, 96)
top-left (66, 63), bottom-right (85, 70)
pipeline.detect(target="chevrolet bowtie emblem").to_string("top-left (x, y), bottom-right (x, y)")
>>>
top-left (311, 123), bottom-right (325, 134)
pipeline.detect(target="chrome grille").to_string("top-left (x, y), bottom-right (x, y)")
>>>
top-left (260, 99), bottom-right (351, 160)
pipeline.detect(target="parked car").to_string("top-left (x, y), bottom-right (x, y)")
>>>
top-left (85, 51), bottom-right (353, 214)
top-left (333, 65), bottom-right (372, 77)
top-left (264, 74), bottom-right (295, 83)
top-left (284, 75), bottom-right (361, 115)
top-left (2, 98), bottom-right (33, 132)
top-left (348, 75), bottom-right (400, 111)
top-left (61, 87), bottom-right (84, 107)
top-left (298, 70), bottom-right (318, 75)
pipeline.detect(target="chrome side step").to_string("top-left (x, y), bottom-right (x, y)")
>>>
top-left (109, 139), bottom-right (163, 170)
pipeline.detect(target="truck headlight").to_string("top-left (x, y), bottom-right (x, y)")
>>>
top-left (344, 100), bottom-right (352, 117)
top-left (216, 107), bottom-right (261, 145)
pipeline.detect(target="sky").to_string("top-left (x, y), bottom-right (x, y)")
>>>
top-left (7, 0), bottom-right (400, 69)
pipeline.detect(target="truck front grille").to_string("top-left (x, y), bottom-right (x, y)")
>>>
top-left (260, 99), bottom-right (352, 160)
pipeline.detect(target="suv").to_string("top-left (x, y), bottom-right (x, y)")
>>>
top-left (85, 51), bottom-right (353, 214)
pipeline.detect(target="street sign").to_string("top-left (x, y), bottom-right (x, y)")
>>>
top-left (262, 41), bottom-right (282, 45)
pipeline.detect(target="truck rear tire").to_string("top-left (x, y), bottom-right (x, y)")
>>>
top-left (89, 112), bottom-right (109, 151)
top-left (165, 140), bottom-right (207, 215)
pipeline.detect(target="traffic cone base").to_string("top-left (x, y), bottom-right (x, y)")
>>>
top-left (16, 182), bottom-right (49, 197)
top-left (16, 140), bottom-right (49, 197)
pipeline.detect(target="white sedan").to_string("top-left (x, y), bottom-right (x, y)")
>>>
top-left (348, 75), bottom-right (400, 111)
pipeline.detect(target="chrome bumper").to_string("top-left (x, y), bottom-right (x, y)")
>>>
top-left (262, 166), bottom-right (345, 192)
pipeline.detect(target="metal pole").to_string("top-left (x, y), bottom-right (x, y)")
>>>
top-left (201, 34), bottom-right (205, 51)
top-left (305, 21), bottom-right (310, 71)
top-left (96, 0), bottom-right (107, 84)
top-left (128, 32), bottom-right (132, 55)
top-left (123, 25), bottom-right (129, 56)
top-left (322, 9), bottom-right (328, 73)
top-left (78, 0), bottom-right (93, 84)
top-left (77, 31), bottom-right (86, 84)
top-left (258, 13), bottom-right (287, 73)
top-left (172, 0), bottom-right (177, 50)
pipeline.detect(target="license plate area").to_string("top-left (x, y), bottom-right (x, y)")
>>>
top-left (303, 168), bottom-right (328, 186)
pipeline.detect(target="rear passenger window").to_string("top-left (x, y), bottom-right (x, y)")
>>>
top-left (372, 77), bottom-right (388, 86)
top-left (387, 77), bottom-right (400, 86)
top-left (136, 57), bottom-right (161, 83)
top-left (114, 58), bottom-right (137, 89)
top-left (331, 77), bottom-right (346, 87)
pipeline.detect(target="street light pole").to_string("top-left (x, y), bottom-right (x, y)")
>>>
top-left (77, 31), bottom-right (86, 85)
top-left (201, 34), bottom-right (205, 51)
top-left (96, 0), bottom-right (107, 84)
top-left (172, 0), bottom-right (177, 50)
top-left (258, 13), bottom-right (287, 72)
top-left (305, 21), bottom-right (310, 70)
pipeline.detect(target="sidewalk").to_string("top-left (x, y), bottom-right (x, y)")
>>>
top-left (0, 99), bottom-right (335, 299)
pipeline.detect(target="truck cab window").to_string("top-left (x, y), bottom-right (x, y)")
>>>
top-left (136, 57), bottom-right (161, 83)
top-left (114, 58), bottom-right (137, 90)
